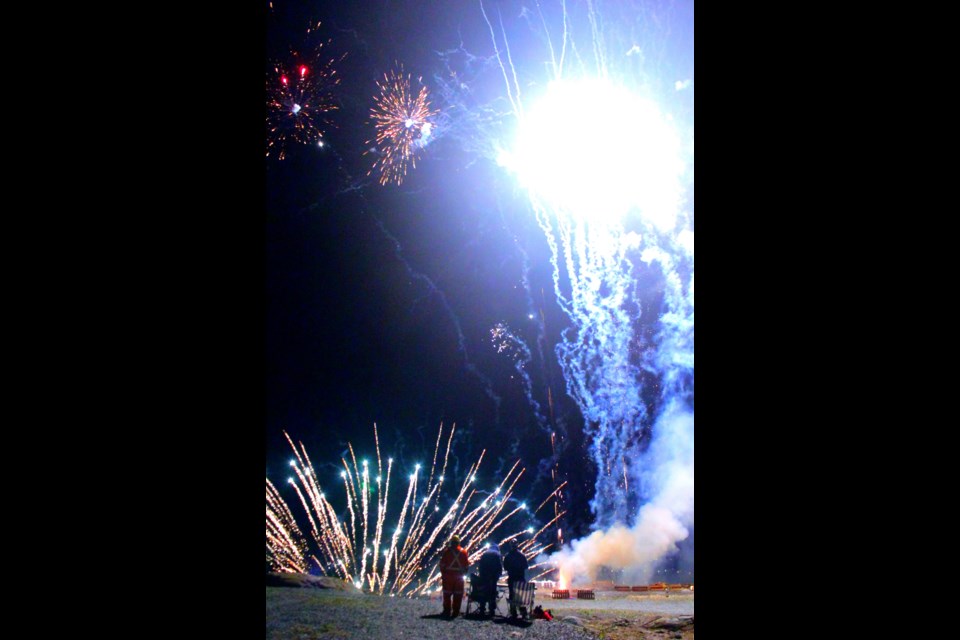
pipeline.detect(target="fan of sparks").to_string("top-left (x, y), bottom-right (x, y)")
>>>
top-left (366, 65), bottom-right (438, 186)
top-left (265, 23), bottom-right (343, 160)
top-left (266, 423), bottom-right (567, 596)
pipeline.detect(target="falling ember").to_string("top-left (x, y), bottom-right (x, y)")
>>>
top-left (486, 0), bottom-right (695, 580)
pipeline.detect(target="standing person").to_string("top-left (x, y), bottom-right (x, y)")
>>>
top-left (503, 540), bottom-right (530, 619)
top-left (476, 542), bottom-right (503, 617)
top-left (439, 535), bottom-right (470, 618)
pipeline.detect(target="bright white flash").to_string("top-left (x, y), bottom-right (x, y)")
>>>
top-left (292, 103), bottom-right (301, 115)
top-left (509, 78), bottom-right (683, 230)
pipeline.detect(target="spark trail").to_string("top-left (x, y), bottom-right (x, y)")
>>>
top-left (266, 477), bottom-right (310, 573)
top-left (476, 0), bottom-right (694, 584)
top-left (266, 424), bottom-right (561, 596)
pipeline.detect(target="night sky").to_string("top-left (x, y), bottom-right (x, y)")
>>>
top-left (53, 0), bottom-right (848, 628)
top-left (265, 0), bottom-right (695, 554)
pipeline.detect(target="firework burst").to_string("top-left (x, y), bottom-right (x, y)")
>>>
top-left (266, 22), bottom-right (344, 160)
top-left (266, 423), bottom-right (564, 595)
top-left (366, 65), bottom-right (438, 186)
top-left (478, 0), bottom-right (694, 586)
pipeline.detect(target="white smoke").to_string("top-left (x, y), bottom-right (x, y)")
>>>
top-left (548, 404), bottom-right (693, 584)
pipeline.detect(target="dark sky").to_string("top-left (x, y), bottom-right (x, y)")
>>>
top-left (264, 0), bottom-right (694, 542)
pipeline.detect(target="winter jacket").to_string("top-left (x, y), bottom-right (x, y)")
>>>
top-left (503, 548), bottom-right (528, 581)
top-left (477, 544), bottom-right (503, 585)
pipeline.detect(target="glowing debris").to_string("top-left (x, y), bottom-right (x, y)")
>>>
top-left (365, 64), bottom-right (438, 186)
top-left (267, 424), bottom-right (560, 596)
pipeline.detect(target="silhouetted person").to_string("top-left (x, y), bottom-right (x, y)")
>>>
top-left (475, 542), bottom-right (503, 617)
top-left (503, 540), bottom-right (529, 619)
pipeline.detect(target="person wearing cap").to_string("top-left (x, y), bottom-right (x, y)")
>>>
top-left (503, 540), bottom-right (530, 619)
top-left (439, 535), bottom-right (470, 618)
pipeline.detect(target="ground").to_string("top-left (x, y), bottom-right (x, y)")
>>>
top-left (537, 590), bottom-right (694, 640)
top-left (265, 574), bottom-right (693, 640)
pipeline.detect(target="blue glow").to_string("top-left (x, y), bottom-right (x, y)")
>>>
top-left (508, 78), bottom-right (683, 230)
top-left (495, 33), bottom-right (694, 540)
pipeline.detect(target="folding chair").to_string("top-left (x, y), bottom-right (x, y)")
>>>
top-left (465, 575), bottom-right (504, 617)
top-left (508, 580), bottom-right (535, 619)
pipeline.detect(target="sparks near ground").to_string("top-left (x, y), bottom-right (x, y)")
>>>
top-left (266, 424), bottom-right (566, 596)
top-left (265, 0), bottom-right (693, 591)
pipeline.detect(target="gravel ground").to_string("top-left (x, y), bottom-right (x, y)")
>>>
top-left (266, 587), bottom-right (694, 640)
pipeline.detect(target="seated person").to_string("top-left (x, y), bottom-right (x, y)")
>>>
top-left (474, 542), bottom-right (503, 616)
